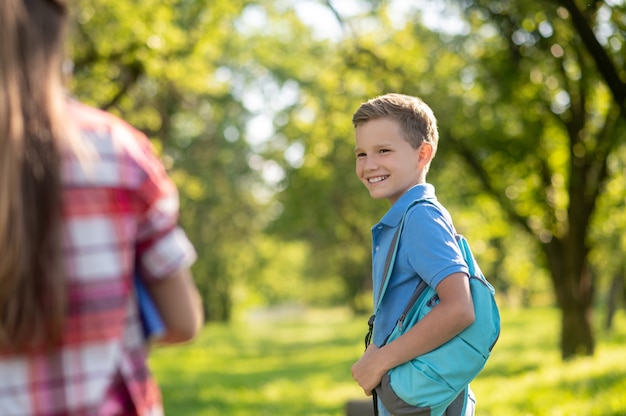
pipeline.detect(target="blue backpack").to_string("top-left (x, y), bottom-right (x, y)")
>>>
top-left (365, 200), bottom-right (501, 416)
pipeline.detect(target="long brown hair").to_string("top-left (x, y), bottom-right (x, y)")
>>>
top-left (0, 0), bottom-right (69, 351)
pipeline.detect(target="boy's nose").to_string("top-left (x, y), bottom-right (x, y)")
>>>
top-left (364, 157), bottom-right (378, 171)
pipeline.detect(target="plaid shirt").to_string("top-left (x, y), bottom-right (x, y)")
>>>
top-left (0, 101), bottom-right (197, 415)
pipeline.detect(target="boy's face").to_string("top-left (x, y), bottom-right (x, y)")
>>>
top-left (354, 118), bottom-right (429, 205)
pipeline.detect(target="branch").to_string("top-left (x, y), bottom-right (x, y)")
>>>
top-left (444, 130), bottom-right (536, 237)
top-left (100, 61), bottom-right (144, 111)
top-left (555, 0), bottom-right (626, 110)
top-left (323, 0), bottom-right (346, 32)
top-left (585, 105), bottom-right (622, 211)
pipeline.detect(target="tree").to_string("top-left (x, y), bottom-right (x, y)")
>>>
top-left (69, 0), bottom-right (267, 321)
top-left (442, 0), bottom-right (626, 359)
top-left (67, 0), bottom-right (626, 357)
top-left (262, 0), bottom-right (626, 360)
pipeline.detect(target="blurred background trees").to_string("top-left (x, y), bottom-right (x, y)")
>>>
top-left (68, 0), bottom-right (626, 359)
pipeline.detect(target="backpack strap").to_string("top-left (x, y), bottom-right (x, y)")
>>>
top-left (365, 198), bottom-right (429, 348)
top-left (374, 198), bottom-right (431, 314)
top-left (368, 198), bottom-right (432, 416)
top-left (374, 222), bottom-right (402, 312)
top-left (365, 224), bottom-right (402, 350)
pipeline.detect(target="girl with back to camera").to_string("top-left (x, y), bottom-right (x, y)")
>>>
top-left (0, 0), bottom-right (203, 414)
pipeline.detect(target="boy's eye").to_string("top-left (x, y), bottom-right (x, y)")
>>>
top-left (378, 148), bottom-right (390, 154)
top-left (356, 152), bottom-right (366, 158)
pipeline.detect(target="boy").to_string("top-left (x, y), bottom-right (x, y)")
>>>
top-left (350, 93), bottom-right (476, 415)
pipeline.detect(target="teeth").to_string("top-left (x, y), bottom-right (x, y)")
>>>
top-left (369, 176), bottom-right (387, 183)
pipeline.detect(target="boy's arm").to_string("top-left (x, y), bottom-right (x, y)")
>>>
top-left (351, 272), bottom-right (474, 395)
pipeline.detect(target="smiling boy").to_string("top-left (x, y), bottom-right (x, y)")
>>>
top-left (351, 93), bottom-right (476, 416)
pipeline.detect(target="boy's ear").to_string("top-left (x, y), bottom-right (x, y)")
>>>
top-left (418, 142), bottom-right (434, 166)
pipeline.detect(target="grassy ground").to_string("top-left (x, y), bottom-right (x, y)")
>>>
top-left (149, 307), bottom-right (626, 415)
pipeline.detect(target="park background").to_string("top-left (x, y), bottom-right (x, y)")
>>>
top-left (67, 0), bottom-right (626, 414)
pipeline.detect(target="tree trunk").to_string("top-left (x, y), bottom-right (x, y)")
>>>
top-left (560, 297), bottom-right (594, 359)
top-left (545, 239), bottom-right (595, 359)
top-left (605, 271), bottom-right (624, 331)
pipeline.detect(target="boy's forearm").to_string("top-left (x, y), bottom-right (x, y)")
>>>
top-left (372, 305), bottom-right (467, 371)
top-left (377, 280), bottom-right (475, 371)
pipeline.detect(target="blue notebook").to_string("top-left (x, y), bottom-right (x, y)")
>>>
top-left (134, 273), bottom-right (165, 342)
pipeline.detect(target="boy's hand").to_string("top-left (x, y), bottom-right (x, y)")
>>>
top-left (351, 344), bottom-right (387, 395)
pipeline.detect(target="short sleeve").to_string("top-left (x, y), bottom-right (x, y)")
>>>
top-left (125, 126), bottom-right (197, 280)
top-left (403, 202), bottom-right (468, 288)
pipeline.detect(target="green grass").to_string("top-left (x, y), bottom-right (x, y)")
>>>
top-left (149, 307), bottom-right (626, 415)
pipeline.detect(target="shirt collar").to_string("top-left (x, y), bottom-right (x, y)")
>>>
top-left (377, 183), bottom-right (436, 228)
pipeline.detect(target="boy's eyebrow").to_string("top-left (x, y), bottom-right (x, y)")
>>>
top-left (355, 142), bottom-right (394, 153)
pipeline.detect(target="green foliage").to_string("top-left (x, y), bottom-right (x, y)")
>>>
top-left (69, 0), bottom-right (270, 321)
top-left (473, 307), bottom-right (626, 415)
top-left (66, 0), bottom-right (626, 350)
top-left (149, 306), bottom-right (626, 415)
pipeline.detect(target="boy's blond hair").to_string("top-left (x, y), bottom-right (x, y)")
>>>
top-left (352, 93), bottom-right (439, 156)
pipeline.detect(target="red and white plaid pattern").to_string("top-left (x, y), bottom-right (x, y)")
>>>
top-left (0, 100), bottom-right (196, 415)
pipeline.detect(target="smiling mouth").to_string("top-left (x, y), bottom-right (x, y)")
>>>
top-left (368, 175), bottom-right (388, 184)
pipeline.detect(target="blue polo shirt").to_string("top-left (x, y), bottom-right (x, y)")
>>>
top-left (371, 183), bottom-right (469, 347)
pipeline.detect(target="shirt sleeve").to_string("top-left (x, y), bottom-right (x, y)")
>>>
top-left (125, 126), bottom-right (197, 281)
top-left (404, 202), bottom-right (468, 289)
